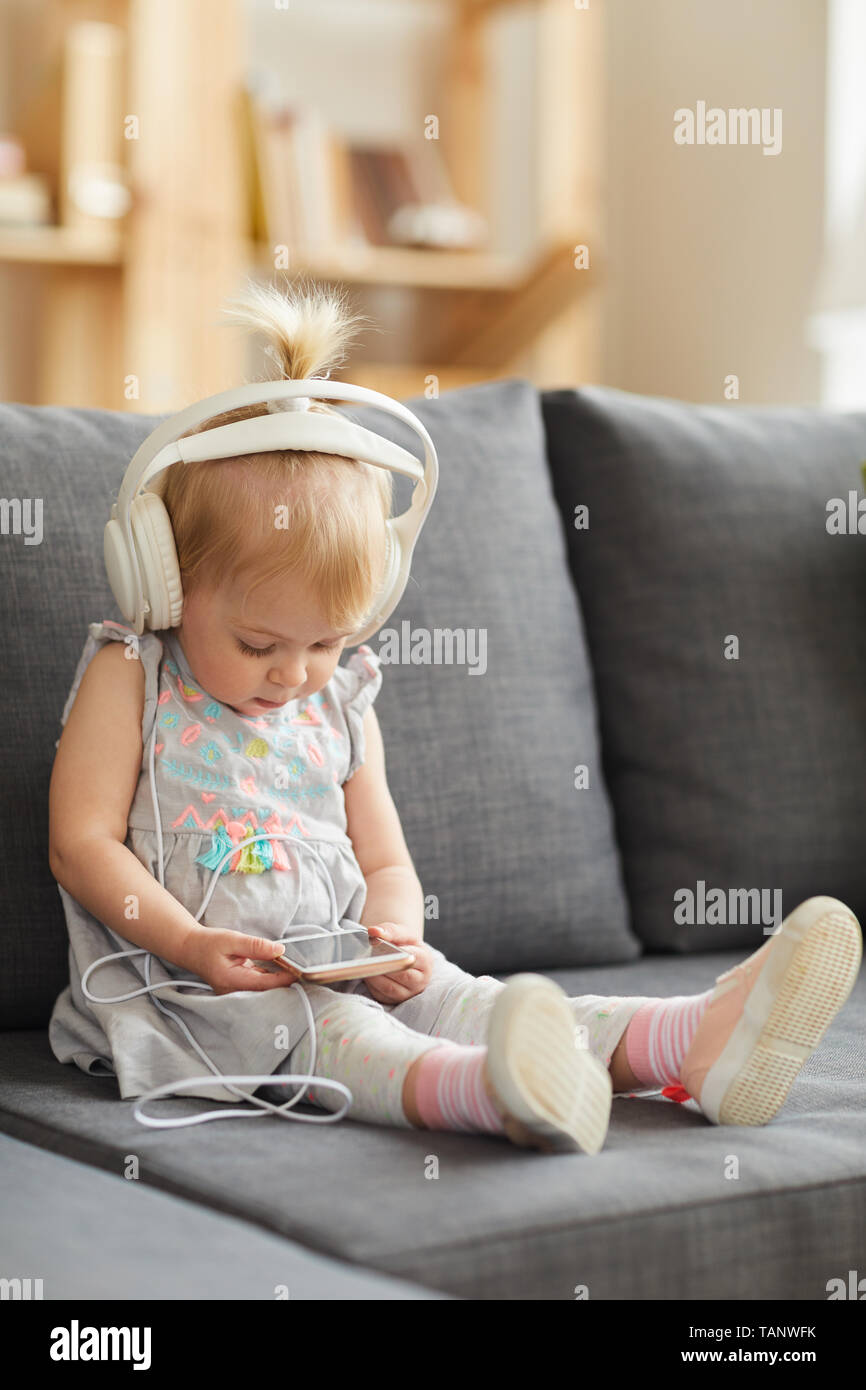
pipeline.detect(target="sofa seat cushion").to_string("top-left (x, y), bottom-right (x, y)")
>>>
top-left (2, 949), bottom-right (863, 1301)
top-left (0, 1131), bottom-right (449, 1300)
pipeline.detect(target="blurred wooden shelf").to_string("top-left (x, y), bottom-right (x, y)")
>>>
top-left (332, 362), bottom-right (523, 399)
top-left (0, 224), bottom-right (122, 266)
top-left (3, 0), bottom-right (603, 408)
top-left (250, 241), bottom-right (577, 292)
top-left (457, 0), bottom-right (541, 12)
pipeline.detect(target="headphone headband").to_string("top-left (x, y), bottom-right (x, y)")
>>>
top-left (118, 376), bottom-right (436, 511)
top-left (105, 376), bottom-right (439, 643)
top-left (139, 412), bottom-right (426, 492)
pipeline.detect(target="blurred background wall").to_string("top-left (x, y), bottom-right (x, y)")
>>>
top-left (605, 0), bottom-right (826, 406)
top-left (0, 0), bottom-right (862, 412)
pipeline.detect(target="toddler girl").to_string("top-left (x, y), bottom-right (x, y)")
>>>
top-left (48, 279), bottom-right (863, 1154)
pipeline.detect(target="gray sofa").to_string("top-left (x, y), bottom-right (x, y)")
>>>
top-left (1, 379), bottom-right (864, 1301)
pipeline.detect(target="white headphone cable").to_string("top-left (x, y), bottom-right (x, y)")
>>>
top-left (80, 720), bottom-right (367, 1129)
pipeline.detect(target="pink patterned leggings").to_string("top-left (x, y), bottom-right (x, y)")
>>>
top-left (260, 944), bottom-right (657, 1129)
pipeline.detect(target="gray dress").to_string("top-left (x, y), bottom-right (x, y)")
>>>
top-left (48, 618), bottom-right (388, 1104)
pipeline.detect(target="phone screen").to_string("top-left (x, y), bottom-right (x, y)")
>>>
top-left (279, 929), bottom-right (409, 971)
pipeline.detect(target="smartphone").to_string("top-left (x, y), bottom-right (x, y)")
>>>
top-left (256, 926), bottom-right (416, 984)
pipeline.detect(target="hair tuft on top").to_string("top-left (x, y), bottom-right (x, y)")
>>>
top-left (219, 273), bottom-right (373, 385)
top-left (152, 276), bottom-right (393, 641)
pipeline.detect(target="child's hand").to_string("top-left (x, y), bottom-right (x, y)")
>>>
top-left (364, 923), bottom-right (434, 1004)
top-left (183, 929), bottom-right (302, 994)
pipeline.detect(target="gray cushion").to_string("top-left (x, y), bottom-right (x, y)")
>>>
top-left (0, 1131), bottom-right (450, 1300)
top-left (2, 946), bottom-right (863, 1300)
top-left (0, 383), bottom-right (638, 1027)
top-left (0, 404), bottom-right (164, 1030)
top-left (543, 386), bottom-right (866, 952)
top-left (353, 381), bottom-right (638, 973)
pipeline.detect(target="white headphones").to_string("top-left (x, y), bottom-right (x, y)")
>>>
top-left (104, 377), bottom-right (439, 646)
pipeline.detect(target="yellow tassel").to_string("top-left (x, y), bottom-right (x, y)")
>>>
top-left (236, 830), bottom-right (267, 874)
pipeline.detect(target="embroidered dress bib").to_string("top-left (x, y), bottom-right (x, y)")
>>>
top-left (47, 618), bottom-right (384, 1101)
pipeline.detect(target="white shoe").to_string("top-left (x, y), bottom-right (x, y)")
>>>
top-left (482, 973), bottom-right (612, 1154)
top-left (680, 896), bottom-right (863, 1126)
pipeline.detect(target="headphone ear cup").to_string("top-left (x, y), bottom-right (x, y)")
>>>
top-left (104, 514), bottom-right (138, 626)
top-left (132, 491), bottom-right (184, 631)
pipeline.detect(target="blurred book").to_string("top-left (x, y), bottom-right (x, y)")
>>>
top-left (246, 86), bottom-right (343, 256)
top-left (244, 85), bottom-right (488, 256)
top-left (349, 140), bottom-right (486, 249)
top-left (249, 94), bottom-right (299, 249)
top-left (293, 107), bottom-right (342, 256)
top-left (60, 22), bottom-right (130, 226)
top-left (348, 145), bottom-right (417, 246)
top-left (236, 86), bottom-right (267, 243)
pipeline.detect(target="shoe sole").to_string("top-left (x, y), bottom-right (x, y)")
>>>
top-left (483, 974), bottom-right (612, 1154)
top-left (700, 898), bottom-right (863, 1126)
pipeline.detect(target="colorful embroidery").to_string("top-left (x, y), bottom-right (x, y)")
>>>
top-left (292, 703), bottom-right (322, 726)
top-left (159, 759), bottom-right (232, 793)
top-left (272, 783), bottom-right (331, 804)
top-left (176, 676), bottom-right (203, 702)
top-left (174, 804), bottom-right (227, 830)
top-left (124, 634), bottom-right (377, 885)
top-left (270, 730), bottom-right (298, 756)
top-left (178, 805), bottom-right (312, 875)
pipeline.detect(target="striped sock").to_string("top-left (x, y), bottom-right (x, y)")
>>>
top-left (624, 990), bottom-right (714, 1088)
top-left (413, 1043), bottom-right (505, 1134)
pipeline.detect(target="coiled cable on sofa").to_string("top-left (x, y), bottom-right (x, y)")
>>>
top-left (80, 719), bottom-right (365, 1129)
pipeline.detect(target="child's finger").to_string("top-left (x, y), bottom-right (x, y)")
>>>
top-left (237, 964), bottom-right (301, 990)
top-left (368, 922), bottom-right (407, 941)
top-left (368, 973), bottom-right (415, 1002)
top-left (240, 955), bottom-right (301, 982)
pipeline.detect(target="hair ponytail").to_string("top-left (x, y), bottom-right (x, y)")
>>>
top-left (220, 274), bottom-right (372, 388)
top-left (154, 276), bottom-right (392, 636)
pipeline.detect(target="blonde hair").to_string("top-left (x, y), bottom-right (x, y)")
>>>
top-left (153, 275), bottom-right (392, 636)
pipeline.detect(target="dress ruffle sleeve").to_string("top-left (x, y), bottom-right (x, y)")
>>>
top-left (56, 619), bottom-right (164, 750)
